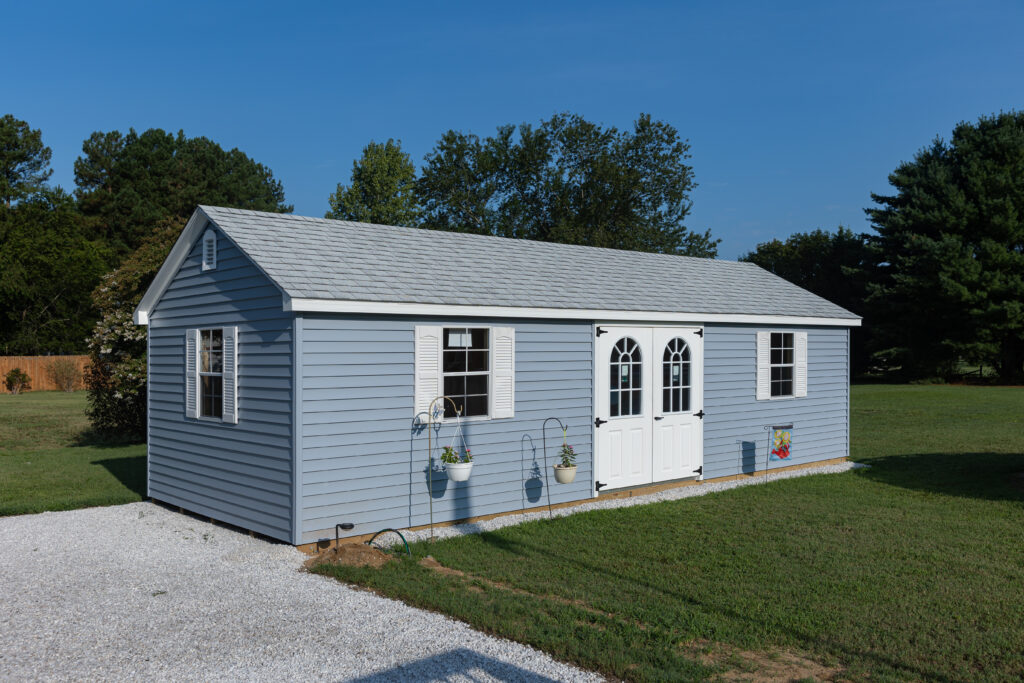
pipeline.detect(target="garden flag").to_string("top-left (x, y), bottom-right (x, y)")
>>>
top-left (769, 427), bottom-right (792, 461)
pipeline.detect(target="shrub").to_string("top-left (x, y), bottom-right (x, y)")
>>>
top-left (46, 357), bottom-right (83, 392)
top-left (4, 368), bottom-right (31, 394)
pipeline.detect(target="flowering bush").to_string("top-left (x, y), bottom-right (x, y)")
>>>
top-left (85, 220), bottom-right (181, 438)
top-left (558, 443), bottom-right (577, 468)
top-left (441, 445), bottom-right (472, 464)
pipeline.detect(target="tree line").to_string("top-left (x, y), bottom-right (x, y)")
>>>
top-left (741, 112), bottom-right (1024, 382)
top-left (1, 109), bottom-right (1022, 410)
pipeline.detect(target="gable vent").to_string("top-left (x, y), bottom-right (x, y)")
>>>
top-left (202, 228), bottom-right (217, 271)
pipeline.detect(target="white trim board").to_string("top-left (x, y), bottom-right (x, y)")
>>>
top-left (285, 298), bottom-right (862, 327)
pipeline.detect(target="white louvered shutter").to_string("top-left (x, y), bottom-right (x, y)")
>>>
top-left (185, 329), bottom-right (199, 418)
top-left (794, 331), bottom-right (808, 398)
top-left (756, 331), bottom-right (771, 401)
top-left (491, 326), bottom-right (515, 419)
top-left (222, 326), bottom-right (239, 423)
top-left (414, 326), bottom-right (442, 421)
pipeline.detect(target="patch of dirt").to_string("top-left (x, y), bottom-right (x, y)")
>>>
top-left (305, 543), bottom-right (394, 569)
top-left (681, 639), bottom-right (844, 682)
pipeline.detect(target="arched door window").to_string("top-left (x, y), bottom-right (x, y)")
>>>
top-left (662, 337), bottom-right (691, 413)
top-left (610, 337), bottom-right (642, 416)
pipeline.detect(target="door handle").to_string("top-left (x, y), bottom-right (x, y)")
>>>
top-left (654, 416), bottom-right (664, 421)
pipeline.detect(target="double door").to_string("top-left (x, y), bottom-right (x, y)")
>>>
top-left (595, 326), bottom-right (703, 491)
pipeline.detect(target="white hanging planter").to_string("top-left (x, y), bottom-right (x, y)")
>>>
top-left (446, 462), bottom-right (473, 482)
top-left (553, 464), bottom-right (577, 484)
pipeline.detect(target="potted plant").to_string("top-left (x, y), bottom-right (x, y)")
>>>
top-left (554, 442), bottom-right (577, 484)
top-left (441, 445), bottom-right (473, 481)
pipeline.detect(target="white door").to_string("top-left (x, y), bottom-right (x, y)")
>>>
top-left (652, 328), bottom-right (703, 482)
top-left (595, 326), bottom-right (704, 491)
top-left (595, 328), bottom-right (653, 490)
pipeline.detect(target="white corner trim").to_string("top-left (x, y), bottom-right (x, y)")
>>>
top-left (284, 298), bottom-right (862, 327)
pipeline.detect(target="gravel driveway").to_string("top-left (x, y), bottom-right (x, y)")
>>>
top-left (0, 503), bottom-right (600, 682)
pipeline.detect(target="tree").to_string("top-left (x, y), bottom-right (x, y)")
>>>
top-left (866, 112), bottom-right (1024, 381)
top-left (85, 218), bottom-right (182, 438)
top-left (0, 190), bottom-right (110, 354)
top-left (74, 128), bottom-right (291, 254)
top-left (740, 227), bottom-right (872, 374)
top-left (326, 139), bottom-right (420, 225)
top-left (417, 113), bottom-right (717, 256)
top-left (0, 114), bottom-right (53, 206)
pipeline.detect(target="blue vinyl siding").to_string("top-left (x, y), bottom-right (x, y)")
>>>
top-left (297, 315), bottom-right (593, 544)
top-left (702, 324), bottom-right (850, 479)
top-left (147, 227), bottom-right (294, 542)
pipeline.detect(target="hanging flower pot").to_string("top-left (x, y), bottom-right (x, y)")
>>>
top-left (554, 441), bottom-right (577, 484)
top-left (442, 446), bottom-right (473, 482)
top-left (446, 461), bottom-right (473, 482)
top-left (553, 464), bottom-right (577, 484)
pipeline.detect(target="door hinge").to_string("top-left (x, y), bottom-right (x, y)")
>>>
top-left (595, 481), bottom-right (608, 492)
top-left (694, 466), bottom-right (703, 476)
top-left (595, 417), bottom-right (608, 428)
top-left (695, 328), bottom-right (704, 338)
top-left (695, 410), bottom-right (705, 419)
top-left (596, 327), bottom-right (608, 337)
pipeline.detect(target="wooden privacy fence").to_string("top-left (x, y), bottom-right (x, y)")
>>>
top-left (0, 356), bottom-right (90, 392)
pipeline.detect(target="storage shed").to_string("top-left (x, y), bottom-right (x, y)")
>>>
top-left (134, 206), bottom-right (861, 545)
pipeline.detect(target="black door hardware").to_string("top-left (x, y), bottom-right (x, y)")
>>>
top-left (694, 466), bottom-right (703, 475)
top-left (595, 417), bottom-right (608, 428)
top-left (595, 481), bottom-right (608, 491)
top-left (695, 329), bottom-right (704, 337)
top-left (695, 410), bottom-right (705, 419)
top-left (596, 327), bottom-right (608, 337)
top-left (654, 416), bottom-right (664, 421)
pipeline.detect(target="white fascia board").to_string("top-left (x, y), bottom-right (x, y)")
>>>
top-left (133, 209), bottom-right (211, 326)
top-left (284, 298), bottom-right (862, 327)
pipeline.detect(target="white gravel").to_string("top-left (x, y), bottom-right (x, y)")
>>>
top-left (0, 503), bottom-right (601, 682)
top-left (404, 460), bottom-right (865, 543)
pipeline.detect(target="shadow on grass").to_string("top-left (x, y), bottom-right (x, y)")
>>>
top-left (92, 455), bottom-right (147, 497)
top-left (72, 428), bottom-right (144, 449)
top-left (854, 452), bottom-right (1024, 502)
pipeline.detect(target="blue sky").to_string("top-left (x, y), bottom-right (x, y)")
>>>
top-left (4, 1), bottom-right (1022, 258)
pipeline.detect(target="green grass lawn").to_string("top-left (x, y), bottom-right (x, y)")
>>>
top-left (314, 385), bottom-right (1024, 682)
top-left (0, 391), bottom-right (146, 516)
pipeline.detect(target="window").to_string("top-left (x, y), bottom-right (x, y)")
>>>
top-left (202, 229), bottom-right (217, 271)
top-left (186, 326), bottom-right (237, 423)
top-left (610, 337), bottom-right (642, 417)
top-left (662, 337), bottom-right (691, 413)
top-left (770, 332), bottom-right (794, 397)
top-left (442, 327), bottom-right (489, 417)
top-left (199, 329), bottom-right (224, 417)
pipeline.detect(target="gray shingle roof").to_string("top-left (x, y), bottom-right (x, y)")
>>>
top-left (199, 206), bottom-right (859, 320)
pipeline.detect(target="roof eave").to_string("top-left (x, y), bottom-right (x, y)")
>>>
top-left (284, 297), bottom-right (862, 327)
top-left (133, 208), bottom-right (213, 325)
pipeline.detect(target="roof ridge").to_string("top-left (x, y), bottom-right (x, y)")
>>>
top-left (198, 205), bottom-right (749, 266)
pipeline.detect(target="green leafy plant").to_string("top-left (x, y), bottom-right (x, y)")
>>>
top-left (441, 445), bottom-right (472, 464)
top-left (558, 443), bottom-right (576, 468)
top-left (46, 357), bottom-right (83, 392)
top-left (4, 367), bottom-right (30, 394)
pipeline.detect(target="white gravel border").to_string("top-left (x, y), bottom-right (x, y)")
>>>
top-left (403, 460), bottom-right (865, 544)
